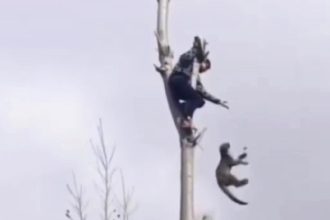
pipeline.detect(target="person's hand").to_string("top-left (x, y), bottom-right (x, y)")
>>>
top-left (215, 99), bottom-right (229, 109)
top-left (199, 59), bottom-right (211, 73)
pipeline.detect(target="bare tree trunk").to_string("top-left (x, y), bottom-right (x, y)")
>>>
top-left (155, 1), bottom-right (198, 220)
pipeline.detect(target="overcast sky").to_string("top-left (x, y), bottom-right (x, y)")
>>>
top-left (1, 0), bottom-right (330, 220)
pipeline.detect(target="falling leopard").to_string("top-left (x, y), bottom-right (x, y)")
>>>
top-left (216, 142), bottom-right (249, 205)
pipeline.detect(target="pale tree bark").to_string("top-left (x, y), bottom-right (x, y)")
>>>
top-left (155, 1), bottom-right (205, 220)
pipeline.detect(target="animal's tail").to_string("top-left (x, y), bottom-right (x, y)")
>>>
top-left (219, 185), bottom-right (248, 205)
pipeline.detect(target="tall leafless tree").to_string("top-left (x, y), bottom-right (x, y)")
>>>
top-left (91, 120), bottom-right (117, 220)
top-left (66, 120), bottom-right (135, 220)
top-left (155, 1), bottom-right (207, 220)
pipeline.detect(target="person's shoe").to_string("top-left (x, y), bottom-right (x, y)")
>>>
top-left (181, 119), bottom-right (192, 128)
top-left (176, 117), bottom-right (197, 133)
top-left (186, 117), bottom-right (197, 131)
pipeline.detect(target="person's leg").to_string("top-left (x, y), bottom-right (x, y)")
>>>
top-left (175, 80), bottom-right (205, 119)
top-left (183, 92), bottom-right (205, 119)
top-left (168, 73), bottom-right (189, 116)
top-left (169, 73), bottom-right (205, 129)
top-left (178, 85), bottom-right (205, 131)
top-left (169, 74), bottom-right (188, 125)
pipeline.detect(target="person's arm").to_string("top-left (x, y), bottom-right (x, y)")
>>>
top-left (178, 48), bottom-right (198, 68)
top-left (178, 36), bottom-right (206, 67)
top-left (196, 76), bottom-right (229, 109)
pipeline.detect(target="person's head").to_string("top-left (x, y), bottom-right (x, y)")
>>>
top-left (199, 59), bottom-right (211, 73)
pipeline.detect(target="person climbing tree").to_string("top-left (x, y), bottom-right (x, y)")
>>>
top-left (169, 36), bottom-right (229, 130)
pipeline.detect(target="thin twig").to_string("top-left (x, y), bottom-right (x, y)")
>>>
top-left (66, 173), bottom-right (88, 220)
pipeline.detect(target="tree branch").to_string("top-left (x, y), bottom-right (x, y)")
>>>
top-left (66, 173), bottom-right (88, 220)
top-left (92, 119), bottom-right (116, 220)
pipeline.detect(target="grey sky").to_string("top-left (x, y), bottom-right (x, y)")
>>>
top-left (0, 0), bottom-right (330, 220)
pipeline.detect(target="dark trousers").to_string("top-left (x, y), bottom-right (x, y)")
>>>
top-left (169, 72), bottom-right (205, 119)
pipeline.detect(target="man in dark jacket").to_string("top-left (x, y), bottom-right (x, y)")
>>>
top-left (169, 36), bottom-right (229, 130)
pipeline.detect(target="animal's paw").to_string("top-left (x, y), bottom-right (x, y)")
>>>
top-left (242, 179), bottom-right (249, 185)
top-left (239, 152), bottom-right (247, 159)
top-left (240, 161), bottom-right (249, 165)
